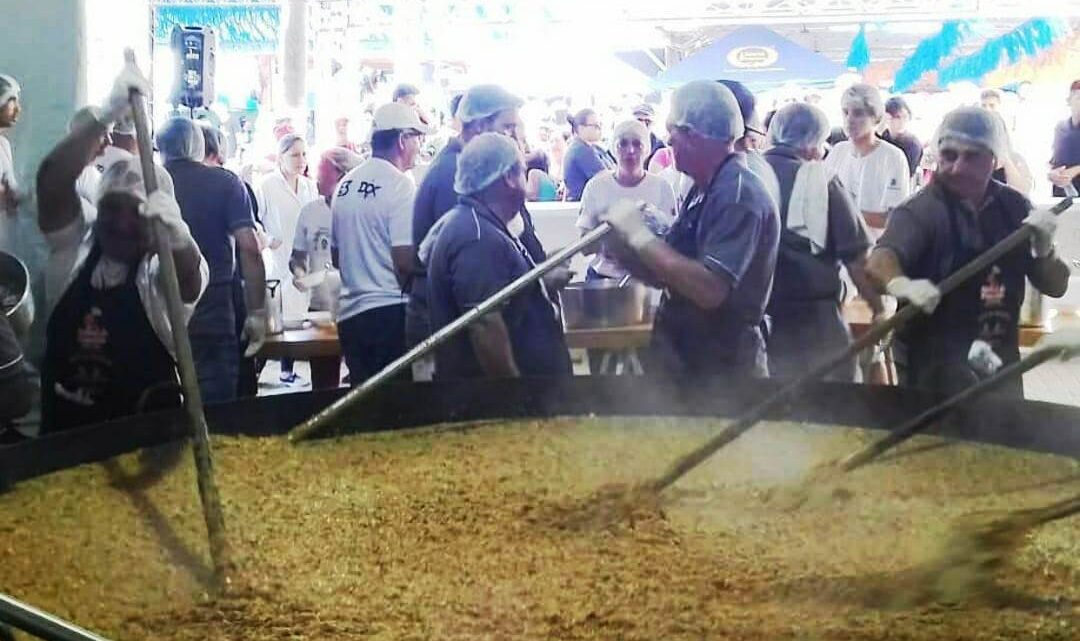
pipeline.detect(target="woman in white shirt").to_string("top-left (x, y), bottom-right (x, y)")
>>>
top-left (824, 83), bottom-right (911, 236)
top-left (256, 133), bottom-right (319, 384)
top-left (577, 119), bottom-right (677, 280)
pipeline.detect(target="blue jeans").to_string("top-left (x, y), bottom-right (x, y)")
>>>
top-left (191, 334), bottom-right (239, 404)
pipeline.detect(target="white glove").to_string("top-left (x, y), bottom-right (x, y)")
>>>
top-left (600, 199), bottom-right (656, 251)
top-left (1039, 328), bottom-right (1080, 361)
top-left (242, 308), bottom-right (269, 358)
top-left (102, 57), bottom-right (151, 125)
top-left (141, 191), bottom-right (193, 250)
top-left (1023, 208), bottom-right (1057, 258)
top-left (886, 276), bottom-right (941, 314)
top-left (967, 339), bottom-right (1003, 377)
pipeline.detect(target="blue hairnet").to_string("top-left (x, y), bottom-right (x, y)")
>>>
top-left (455, 132), bottom-right (522, 196)
top-left (456, 84), bottom-right (523, 124)
top-left (0, 74), bottom-right (20, 106)
top-left (156, 116), bottom-right (206, 163)
top-left (668, 80), bottom-right (743, 141)
top-left (767, 103), bottom-right (830, 151)
top-left (932, 106), bottom-right (1007, 160)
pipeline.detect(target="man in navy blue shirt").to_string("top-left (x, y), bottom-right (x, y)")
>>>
top-left (604, 81), bottom-right (780, 378)
top-left (1049, 79), bottom-right (1080, 197)
top-left (407, 84), bottom-right (549, 350)
top-left (427, 134), bottom-right (571, 379)
top-left (158, 117), bottom-right (267, 403)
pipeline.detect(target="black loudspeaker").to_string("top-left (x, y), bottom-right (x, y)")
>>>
top-left (169, 25), bottom-right (217, 109)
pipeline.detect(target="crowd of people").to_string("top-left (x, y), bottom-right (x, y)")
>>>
top-left (0, 55), bottom-right (1079, 441)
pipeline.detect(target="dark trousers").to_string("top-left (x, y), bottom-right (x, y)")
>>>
top-left (191, 334), bottom-right (239, 404)
top-left (338, 303), bottom-right (408, 386)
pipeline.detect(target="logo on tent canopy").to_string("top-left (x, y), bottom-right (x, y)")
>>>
top-left (726, 46), bottom-right (779, 69)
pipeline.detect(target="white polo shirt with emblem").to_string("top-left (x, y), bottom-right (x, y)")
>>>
top-left (825, 139), bottom-right (911, 217)
top-left (330, 156), bottom-right (415, 323)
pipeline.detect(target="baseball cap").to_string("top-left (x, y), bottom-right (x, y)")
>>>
top-left (716, 79), bottom-right (764, 137)
top-left (632, 103), bottom-right (656, 119)
top-left (372, 102), bottom-right (433, 135)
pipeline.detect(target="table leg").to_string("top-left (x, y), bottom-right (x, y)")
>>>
top-left (308, 357), bottom-right (343, 390)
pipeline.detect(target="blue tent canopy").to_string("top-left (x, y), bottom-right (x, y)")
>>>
top-left (654, 25), bottom-right (846, 90)
top-left (154, 3), bottom-right (280, 53)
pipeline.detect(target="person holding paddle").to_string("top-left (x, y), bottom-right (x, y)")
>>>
top-left (36, 61), bottom-right (208, 432)
top-left (867, 107), bottom-right (1069, 397)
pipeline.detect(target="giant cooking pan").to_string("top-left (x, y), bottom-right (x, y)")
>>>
top-left (2, 375), bottom-right (1078, 488)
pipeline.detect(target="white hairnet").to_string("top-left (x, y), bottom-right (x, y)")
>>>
top-left (156, 116), bottom-right (206, 163)
top-left (321, 147), bottom-right (362, 175)
top-left (0, 74), bottom-right (20, 106)
top-left (841, 83), bottom-right (885, 120)
top-left (932, 106), bottom-right (1007, 160)
top-left (613, 119), bottom-right (649, 146)
top-left (456, 84), bottom-right (523, 124)
top-left (97, 158), bottom-right (175, 203)
top-left (68, 106), bottom-right (105, 133)
top-left (767, 103), bottom-right (830, 151)
top-left (668, 80), bottom-right (744, 141)
top-left (455, 132), bottom-right (522, 196)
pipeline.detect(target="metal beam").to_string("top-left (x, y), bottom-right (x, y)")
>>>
top-left (0, 594), bottom-right (113, 641)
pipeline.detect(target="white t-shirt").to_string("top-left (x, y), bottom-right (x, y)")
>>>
top-left (292, 198), bottom-right (337, 312)
top-left (330, 157), bottom-right (414, 321)
top-left (43, 199), bottom-right (209, 357)
top-left (577, 170), bottom-right (677, 278)
top-left (256, 170), bottom-right (320, 319)
top-left (825, 140), bottom-right (910, 219)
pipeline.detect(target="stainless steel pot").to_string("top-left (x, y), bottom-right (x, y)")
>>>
top-left (0, 251), bottom-right (34, 337)
top-left (560, 280), bottom-right (651, 330)
top-left (266, 279), bottom-right (284, 335)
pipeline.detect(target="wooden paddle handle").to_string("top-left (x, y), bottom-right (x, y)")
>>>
top-left (125, 49), bottom-right (231, 587)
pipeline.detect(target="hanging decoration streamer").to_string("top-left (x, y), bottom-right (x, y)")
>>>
top-left (983, 31), bottom-right (1080, 87)
top-left (937, 18), bottom-right (1069, 87)
top-left (845, 24), bottom-right (871, 72)
top-left (892, 20), bottom-right (973, 92)
top-left (154, 4), bottom-right (281, 53)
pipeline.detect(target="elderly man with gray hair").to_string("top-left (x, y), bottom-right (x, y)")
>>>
top-left (602, 80), bottom-right (780, 378)
top-left (867, 107), bottom-right (1069, 398)
top-left (825, 83), bottom-right (911, 234)
top-left (762, 102), bottom-right (884, 382)
top-left (426, 133), bottom-right (571, 380)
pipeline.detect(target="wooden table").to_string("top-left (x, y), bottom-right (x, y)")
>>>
top-left (565, 323), bottom-right (652, 375)
top-left (259, 324), bottom-right (343, 390)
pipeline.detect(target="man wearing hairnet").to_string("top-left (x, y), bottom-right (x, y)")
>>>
top-left (95, 114), bottom-right (138, 174)
top-left (35, 61), bottom-right (209, 432)
top-left (407, 84), bottom-right (553, 364)
top-left (867, 107), bottom-right (1070, 397)
top-left (0, 74), bottom-right (22, 221)
top-left (717, 79), bottom-right (781, 209)
top-left (160, 116), bottom-right (267, 404)
top-left (427, 133), bottom-right (572, 379)
top-left (762, 102), bottom-right (883, 382)
top-left (603, 80), bottom-right (780, 377)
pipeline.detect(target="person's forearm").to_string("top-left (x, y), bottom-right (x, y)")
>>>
top-left (1003, 158), bottom-right (1033, 194)
top-left (238, 245), bottom-right (267, 311)
top-left (468, 314), bottom-right (519, 378)
top-left (865, 247), bottom-right (905, 292)
top-left (845, 256), bottom-right (885, 314)
top-left (172, 243), bottom-right (204, 303)
top-left (36, 119), bottom-right (108, 233)
top-left (636, 239), bottom-right (730, 310)
top-left (1029, 253), bottom-right (1070, 298)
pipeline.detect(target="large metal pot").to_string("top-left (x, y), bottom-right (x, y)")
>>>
top-left (560, 280), bottom-right (651, 330)
top-left (0, 251), bottom-right (34, 337)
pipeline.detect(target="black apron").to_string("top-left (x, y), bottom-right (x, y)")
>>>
top-left (650, 160), bottom-right (768, 378)
top-left (41, 245), bottom-right (181, 433)
top-left (894, 193), bottom-right (1027, 397)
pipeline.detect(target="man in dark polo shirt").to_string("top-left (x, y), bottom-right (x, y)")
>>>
top-left (881, 96), bottom-right (923, 177)
top-left (159, 117), bottom-right (267, 403)
top-left (427, 133), bottom-right (571, 379)
top-left (604, 80), bottom-right (780, 378)
top-left (1049, 79), bottom-right (1080, 197)
top-left (868, 107), bottom-right (1069, 398)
